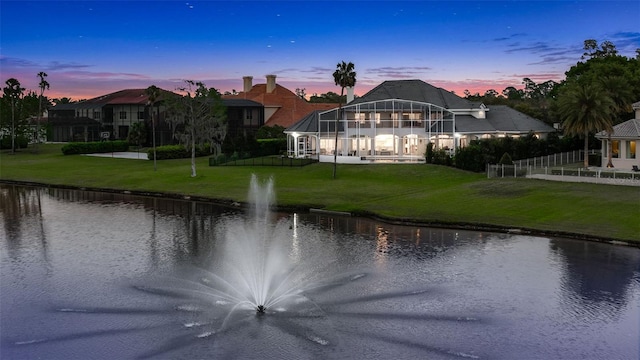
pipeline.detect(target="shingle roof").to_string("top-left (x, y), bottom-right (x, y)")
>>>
top-left (481, 105), bottom-right (555, 133)
top-left (596, 119), bottom-right (640, 139)
top-left (222, 98), bottom-right (263, 108)
top-left (349, 79), bottom-right (475, 109)
top-left (285, 111), bottom-right (320, 133)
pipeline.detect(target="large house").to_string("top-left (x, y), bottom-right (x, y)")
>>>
top-left (285, 80), bottom-right (555, 163)
top-left (595, 100), bottom-right (640, 170)
top-left (224, 75), bottom-right (338, 128)
top-left (48, 88), bottom-right (264, 143)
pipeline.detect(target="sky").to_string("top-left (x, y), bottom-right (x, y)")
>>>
top-left (1, 0), bottom-right (639, 101)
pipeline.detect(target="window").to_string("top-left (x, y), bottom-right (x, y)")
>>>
top-left (355, 113), bottom-right (366, 123)
top-left (119, 111), bottom-right (127, 120)
top-left (626, 141), bottom-right (636, 159)
top-left (612, 140), bottom-right (619, 158)
top-left (138, 111), bottom-right (145, 120)
top-left (93, 111), bottom-right (101, 119)
top-left (243, 109), bottom-right (255, 126)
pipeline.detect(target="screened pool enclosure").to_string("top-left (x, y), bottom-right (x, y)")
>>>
top-left (286, 99), bottom-right (456, 163)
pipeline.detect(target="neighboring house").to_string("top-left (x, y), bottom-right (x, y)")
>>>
top-left (595, 100), bottom-right (640, 170)
top-left (285, 79), bottom-right (555, 163)
top-left (48, 88), bottom-right (264, 143)
top-left (224, 75), bottom-right (338, 128)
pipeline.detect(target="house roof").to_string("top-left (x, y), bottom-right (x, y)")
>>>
top-left (349, 79), bottom-right (476, 109)
top-left (52, 88), bottom-right (178, 110)
top-left (221, 98), bottom-right (263, 108)
top-left (225, 84), bottom-right (339, 128)
top-left (286, 110), bottom-right (321, 133)
top-left (479, 105), bottom-right (555, 133)
top-left (596, 119), bottom-right (640, 139)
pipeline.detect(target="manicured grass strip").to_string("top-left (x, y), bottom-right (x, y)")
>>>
top-left (1, 144), bottom-right (638, 242)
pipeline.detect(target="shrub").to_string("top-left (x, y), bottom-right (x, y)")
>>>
top-left (425, 142), bottom-right (434, 163)
top-left (1, 136), bottom-right (29, 149)
top-left (257, 138), bottom-right (287, 156)
top-left (61, 141), bottom-right (128, 155)
top-left (150, 145), bottom-right (210, 160)
top-left (498, 152), bottom-right (513, 165)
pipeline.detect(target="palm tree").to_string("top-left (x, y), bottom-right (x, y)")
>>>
top-left (36, 72), bottom-right (50, 153)
top-left (598, 76), bottom-right (634, 167)
top-left (557, 83), bottom-right (614, 168)
top-left (145, 85), bottom-right (160, 171)
top-left (3, 78), bottom-right (24, 154)
top-left (332, 61), bottom-right (356, 179)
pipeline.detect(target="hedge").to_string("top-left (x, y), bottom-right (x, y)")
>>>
top-left (148, 145), bottom-right (211, 160)
top-left (61, 141), bottom-right (129, 155)
top-left (1, 136), bottom-right (29, 150)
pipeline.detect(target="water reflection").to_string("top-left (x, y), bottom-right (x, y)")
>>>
top-left (1, 184), bottom-right (639, 359)
top-left (551, 239), bottom-right (640, 317)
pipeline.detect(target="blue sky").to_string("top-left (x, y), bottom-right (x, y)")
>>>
top-left (1, 0), bottom-right (639, 100)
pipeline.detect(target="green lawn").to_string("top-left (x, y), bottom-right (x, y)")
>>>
top-left (1, 144), bottom-right (638, 243)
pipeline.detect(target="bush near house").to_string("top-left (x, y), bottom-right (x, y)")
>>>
top-left (61, 140), bottom-right (129, 155)
top-left (451, 133), bottom-right (584, 172)
top-left (150, 144), bottom-right (211, 160)
top-left (0, 136), bottom-right (29, 149)
top-left (257, 138), bottom-right (287, 156)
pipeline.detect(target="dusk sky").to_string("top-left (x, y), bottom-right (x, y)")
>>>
top-left (1, 1), bottom-right (639, 101)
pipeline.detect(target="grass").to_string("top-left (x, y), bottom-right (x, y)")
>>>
top-left (1, 144), bottom-right (639, 243)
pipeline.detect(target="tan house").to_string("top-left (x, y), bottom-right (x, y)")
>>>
top-left (596, 100), bottom-right (640, 170)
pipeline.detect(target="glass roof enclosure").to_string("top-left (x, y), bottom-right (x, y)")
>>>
top-left (317, 99), bottom-right (455, 162)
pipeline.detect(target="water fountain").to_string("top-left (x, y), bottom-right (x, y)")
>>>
top-left (3, 180), bottom-right (637, 359)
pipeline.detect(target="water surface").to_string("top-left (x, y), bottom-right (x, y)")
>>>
top-left (1, 184), bottom-right (638, 359)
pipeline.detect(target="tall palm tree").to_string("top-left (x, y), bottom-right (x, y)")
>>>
top-left (3, 78), bottom-right (24, 154)
top-left (36, 72), bottom-right (50, 153)
top-left (557, 83), bottom-right (614, 168)
top-left (332, 61), bottom-right (356, 179)
top-left (598, 76), bottom-right (634, 167)
top-left (145, 85), bottom-right (160, 171)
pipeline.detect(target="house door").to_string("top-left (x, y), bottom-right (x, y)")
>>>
top-left (297, 137), bottom-right (307, 157)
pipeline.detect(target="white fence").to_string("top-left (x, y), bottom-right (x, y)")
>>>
top-left (487, 150), bottom-right (640, 185)
top-left (488, 150), bottom-right (587, 178)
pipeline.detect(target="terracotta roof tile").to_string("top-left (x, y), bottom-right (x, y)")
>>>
top-left (224, 84), bottom-right (340, 127)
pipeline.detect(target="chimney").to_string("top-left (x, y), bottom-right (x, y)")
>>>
top-left (243, 76), bottom-right (253, 93)
top-left (347, 86), bottom-right (354, 103)
top-left (266, 74), bottom-right (276, 93)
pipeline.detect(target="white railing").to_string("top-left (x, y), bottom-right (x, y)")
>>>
top-left (512, 150), bottom-right (590, 170)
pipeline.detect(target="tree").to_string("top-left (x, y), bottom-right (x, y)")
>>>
top-left (35, 72), bottom-right (49, 153)
top-left (557, 83), bottom-right (614, 168)
top-left (52, 97), bottom-right (74, 105)
top-left (167, 80), bottom-right (227, 177)
top-left (331, 61), bottom-right (356, 179)
top-left (308, 91), bottom-right (345, 103)
top-left (295, 88), bottom-right (306, 100)
top-left (145, 85), bottom-right (160, 171)
top-left (127, 121), bottom-right (147, 148)
top-left (502, 86), bottom-right (524, 101)
top-left (582, 39), bottom-right (618, 60)
top-left (3, 78), bottom-right (24, 154)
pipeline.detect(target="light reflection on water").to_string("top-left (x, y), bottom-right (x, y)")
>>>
top-left (1, 184), bottom-right (639, 360)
